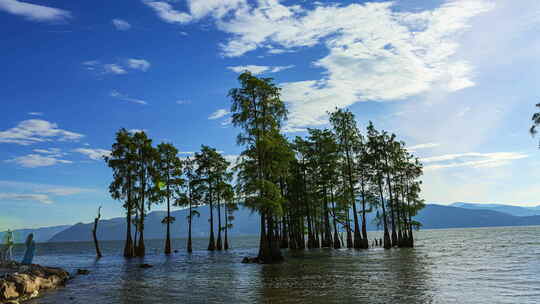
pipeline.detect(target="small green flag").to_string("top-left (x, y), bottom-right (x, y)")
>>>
top-left (158, 181), bottom-right (166, 190)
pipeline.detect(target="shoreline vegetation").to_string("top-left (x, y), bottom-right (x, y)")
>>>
top-left (104, 71), bottom-right (426, 263)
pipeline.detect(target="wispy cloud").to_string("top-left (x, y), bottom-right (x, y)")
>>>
top-left (6, 154), bottom-right (72, 168)
top-left (28, 112), bottom-right (43, 116)
top-left (146, 0), bottom-right (492, 130)
top-left (176, 100), bottom-right (191, 105)
top-left (227, 65), bottom-right (294, 75)
top-left (408, 143), bottom-right (441, 151)
top-left (0, 180), bottom-right (93, 196)
top-left (422, 152), bottom-right (528, 170)
top-left (0, 180), bottom-right (94, 204)
top-left (127, 58), bottom-right (151, 71)
top-left (112, 18), bottom-right (131, 31)
top-left (0, 193), bottom-right (52, 204)
top-left (0, 0), bottom-right (71, 22)
top-left (110, 90), bottom-right (148, 105)
top-left (73, 148), bottom-right (111, 160)
top-left (83, 59), bottom-right (151, 75)
top-left (143, 1), bottom-right (192, 24)
top-left (104, 64), bottom-right (127, 75)
top-left (208, 109), bottom-right (230, 120)
top-left (0, 119), bottom-right (83, 145)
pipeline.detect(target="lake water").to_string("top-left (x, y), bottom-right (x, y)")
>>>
top-left (9, 226), bottom-right (540, 303)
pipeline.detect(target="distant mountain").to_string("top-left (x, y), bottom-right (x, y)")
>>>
top-left (48, 204), bottom-right (540, 243)
top-left (416, 204), bottom-right (540, 229)
top-left (0, 225), bottom-right (70, 243)
top-left (450, 202), bottom-right (540, 217)
top-left (49, 206), bottom-right (262, 243)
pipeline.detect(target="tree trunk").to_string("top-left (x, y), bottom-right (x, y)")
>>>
top-left (216, 196), bottom-right (223, 250)
top-left (93, 207), bottom-right (102, 258)
top-left (384, 157), bottom-right (397, 247)
top-left (164, 186), bottom-right (172, 255)
top-left (378, 177), bottom-right (391, 249)
top-left (345, 206), bottom-right (353, 248)
top-left (224, 205), bottom-right (229, 250)
top-left (187, 197), bottom-right (193, 253)
top-left (124, 205), bottom-right (134, 258)
top-left (360, 181), bottom-right (369, 249)
top-left (258, 211), bottom-right (271, 262)
top-left (208, 199), bottom-right (215, 251)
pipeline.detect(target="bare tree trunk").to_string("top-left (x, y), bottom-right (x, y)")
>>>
top-left (93, 206), bottom-right (103, 259)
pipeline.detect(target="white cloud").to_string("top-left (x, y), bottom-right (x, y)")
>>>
top-left (112, 18), bottom-right (131, 30)
top-left (110, 90), bottom-right (148, 105)
top-left (408, 143), bottom-right (441, 151)
top-left (32, 147), bottom-right (65, 157)
top-left (144, 0), bottom-right (245, 24)
top-left (104, 64), bottom-right (127, 75)
top-left (0, 180), bottom-right (92, 196)
top-left (0, 119), bottom-right (84, 145)
top-left (28, 112), bottom-right (43, 116)
top-left (73, 148), bottom-right (111, 160)
top-left (227, 64), bottom-right (294, 75)
top-left (83, 59), bottom-right (150, 75)
top-left (143, 1), bottom-right (192, 24)
top-left (0, 193), bottom-right (52, 204)
top-left (127, 58), bottom-right (151, 71)
top-left (6, 154), bottom-right (72, 168)
top-left (128, 129), bottom-right (147, 134)
top-left (187, 0), bottom-right (246, 19)
top-left (156, 0), bottom-right (491, 130)
top-left (220, 117), bottom-right (232, 126)
top-left (421, 152), bottom-right (528, 171)
top-left (0, 0), bottom-right (71, 22)
top-left (0, 181), bottom-right (94, 204)
top-left (208, 108), bottom-right (230, 120)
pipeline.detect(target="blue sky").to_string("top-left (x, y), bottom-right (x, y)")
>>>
top-left (0, 0), bottom-right (539, 230)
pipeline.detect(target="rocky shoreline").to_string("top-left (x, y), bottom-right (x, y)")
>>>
top-left (0, 262), bottom-right (70, 304)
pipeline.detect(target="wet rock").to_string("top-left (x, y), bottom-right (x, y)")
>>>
top-left (139, 264), bottom-right (153, 269)
top-left (76, 269), bottom-right (90, 275)
top-left (0, 280), bottom-right (19, 300)
top-left (0, 263), bottom-right (70, 303)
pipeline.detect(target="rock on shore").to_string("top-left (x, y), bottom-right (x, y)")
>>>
top-left (0, 262), bottom-right (70, 303)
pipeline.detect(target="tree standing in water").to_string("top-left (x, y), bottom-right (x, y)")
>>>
top-left (106, 128), bottom-right (137, 258)
top-left (133, 131), bottom-right (156, 257)
top-left (329, 108), bottom-right (363, 249)
top-left (176, 156), bottom-right (199, 253)
top-left (193, 145), bottom-right (228, 251)
top-left (230, 71), bottom-right (290, 263)
top-left (155, 142), bottom-right (184, 255)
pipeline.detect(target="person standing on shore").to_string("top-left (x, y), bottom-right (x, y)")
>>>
top-left (5, 230), bottom-right (14, 261)
top-left (21, 233), bottom-right (35, 265)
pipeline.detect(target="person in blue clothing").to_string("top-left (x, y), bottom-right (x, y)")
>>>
top-left (21, 233), bottom-right (36, 265)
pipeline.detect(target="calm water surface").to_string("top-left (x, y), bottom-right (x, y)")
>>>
top-left (9, 226), bottom-right (540, 303)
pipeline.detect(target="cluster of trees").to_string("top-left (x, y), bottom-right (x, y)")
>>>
top-left (230, 72), bottom-right (425, 262)
top-left (105, 71), bottom-right (425, 262)
top-left (105, 132), bottom-right (237, 257)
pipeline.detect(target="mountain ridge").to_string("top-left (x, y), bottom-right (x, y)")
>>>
top-left (47, 204), bottom-right (540, 243)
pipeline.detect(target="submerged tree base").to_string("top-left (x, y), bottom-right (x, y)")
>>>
top-left (241, 256), bottom-right (284, 264)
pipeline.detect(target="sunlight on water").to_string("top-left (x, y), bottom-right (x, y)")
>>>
top-left (16, 226), bottom-right (540, 304)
